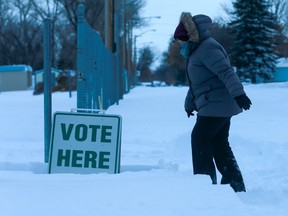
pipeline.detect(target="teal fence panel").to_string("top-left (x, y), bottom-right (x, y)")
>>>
top-left (77, 4), bottom-right (126, 111)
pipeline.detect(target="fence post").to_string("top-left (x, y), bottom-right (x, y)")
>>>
top-left (114, 2), bottom-right (121, 105)
top-left (77, 4), bottom-right (89, 110)
top-left (43, 18), bottom-right (52, 163)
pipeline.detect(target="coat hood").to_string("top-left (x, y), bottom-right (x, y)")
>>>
top-left (179, 12), bottom-right (212, 42)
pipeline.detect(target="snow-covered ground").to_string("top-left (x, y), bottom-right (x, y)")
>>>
top-left (0, 83), bottom-right (288, 216)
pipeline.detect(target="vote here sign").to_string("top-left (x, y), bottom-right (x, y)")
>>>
top-left (48, 112), bottom-right (122, 174)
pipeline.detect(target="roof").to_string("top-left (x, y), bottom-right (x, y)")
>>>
top-left (33, 68), bottom-right (63, 75)
top-left (0, 65), bottom-right (33, 73)
top-left (276, 58), bottom-right (288, 68)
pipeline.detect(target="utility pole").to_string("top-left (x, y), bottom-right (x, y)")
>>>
top-left (122, 0), bottom-right (127, 71)
top-left (105, 0), bottom-right (113, 51)
top-left (114, 0), bottom-right (121, 104)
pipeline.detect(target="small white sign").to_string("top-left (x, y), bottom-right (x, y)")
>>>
top-left (48, 112), bottom-right (122, 174)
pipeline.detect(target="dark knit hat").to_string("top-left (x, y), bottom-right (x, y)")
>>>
top-left (174, 21), bottom-right (189, 41)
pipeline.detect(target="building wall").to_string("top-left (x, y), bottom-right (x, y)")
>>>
top-left (0, 71), bottom-right (32, 91)
top-left (35, 73), bottom-right (57, 86)
top-left (273, 68), bottom-right (288, 82)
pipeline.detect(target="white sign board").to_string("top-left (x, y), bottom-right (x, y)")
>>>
top-left (48, 112), bottom-right (122, 174)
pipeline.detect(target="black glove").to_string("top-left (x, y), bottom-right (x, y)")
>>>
top-left (234, 94), bottom-right (252, 110)
top-left (185, 109), bottom-right (195, 118)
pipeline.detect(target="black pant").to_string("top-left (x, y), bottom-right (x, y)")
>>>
top-left (191, 116), bottom-right (244, 185)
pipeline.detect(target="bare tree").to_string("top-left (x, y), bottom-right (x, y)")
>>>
top-left (0, 0), bottom-right (10, 64)
top-left (268, 0), bottom-right (288, 22)
top-left (265, 0), bottom-right (288, 57)
top-left (31, 0), bottom-right (60, 20)
top-left (0, 0), bottom-right (43, 68)
top-left (137, 45), bottom-right (155, 82)
top-left (31, 0), bottom-right (63, 66)
top-left (0, 0), bottom-right (147, 72)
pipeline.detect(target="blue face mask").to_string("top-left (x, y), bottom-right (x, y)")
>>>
top-left (180, 41), bottom-right (199, 58)
top-left (180, 42), bottom-right (190, 58)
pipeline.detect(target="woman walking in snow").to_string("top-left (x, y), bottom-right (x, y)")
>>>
top-left (173, 12), bottom-right (251, 192)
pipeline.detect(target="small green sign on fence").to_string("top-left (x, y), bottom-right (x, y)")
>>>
top-left (48, 112), bottom-right (122, 174)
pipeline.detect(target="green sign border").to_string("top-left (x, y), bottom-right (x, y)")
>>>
top-left (48, 112), bottom-right (122, 174)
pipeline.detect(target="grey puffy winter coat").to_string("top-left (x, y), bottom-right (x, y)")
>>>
top-left (182, 14), bottom-right (245, 117)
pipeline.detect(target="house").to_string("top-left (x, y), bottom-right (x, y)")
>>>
top-left (0, 65), bottom-right (32, 92)
top-left (33, 68), bottom-right (63, 88)
top-left (273, 58), bottom-right (288, 82)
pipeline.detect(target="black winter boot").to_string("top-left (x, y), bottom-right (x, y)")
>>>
top-left (220, 176), bottom-right (230, 185)
top-left (229, 173), bottom-right (246, 192)
top-left (230, 180), bottom-right (246, 192)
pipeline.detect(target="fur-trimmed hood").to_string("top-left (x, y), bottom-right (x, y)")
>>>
top-left (179, 12), bottom-right (212, 42)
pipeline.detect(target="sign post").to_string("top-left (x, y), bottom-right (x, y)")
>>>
top-left (48, 112), bottom-right (121, 174)
top-left (43, 18), bottom-right (52, 163)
